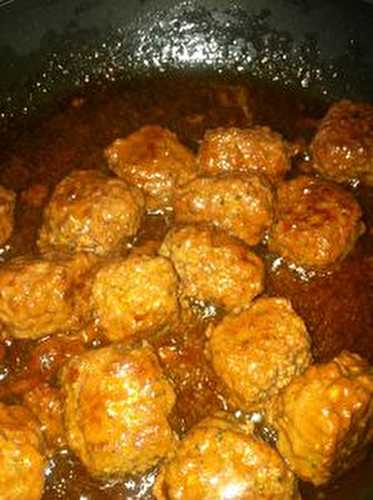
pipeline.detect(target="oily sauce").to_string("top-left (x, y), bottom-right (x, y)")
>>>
top-left (0, 77), bottom-right (372, 499)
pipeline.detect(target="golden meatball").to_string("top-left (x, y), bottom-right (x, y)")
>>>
top-left (154, 412), bottom-right (300, 500)
top-left (269, 351), bottom-right (373, 485)
top-left (197, 126), bottom-right (291, 184)
top-left (0, 185), bottom-right (15, 246)
top-left (268, 175), bottom-right (364, 269)
top-left (159, 225), bottom-right (264, 313)
top-left (174, 173), bottom-right (274, 246)
top-left (38, 169), bottom-right (145, 256)
top-left (24, 383), bottom-right (66, 453)
top-left (311, 100), bottom-right (373, 184)
top-left (0, 403), bottom-right (45, 500)
top-left (105, 126), bottom-right (198, 212)
top-left (0, 253), bottom-right (95, 339)
top-left (206, 298), bottom-right (312, 410)
top-left (60, 343), bottom-right (176, 477)
top-left (90, 255), bottom-right (179, 341)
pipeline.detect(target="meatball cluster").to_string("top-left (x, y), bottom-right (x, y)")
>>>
top-left (38, 169), bottom-right (145, 256)
top-left (160, 225), bottom-right (264, 313)
top-left (311, 100), bottom-right (373, 185)
top-left (268, 175), bottom-right (364, 269)
top-left (197, 126), bottom-right (291, 184)
top-left (206, 297), bottom-right (312, 410)
top-left (174, 173), bottom-right (274, 246)
top-left (154, 412), bottom-right (300, 500)
top-left (60, 343), bottom-right (176, 477)
top-left (105, 126), bottom-right (197, 212)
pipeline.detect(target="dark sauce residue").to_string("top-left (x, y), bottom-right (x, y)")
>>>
top-left (0, 77), bottom-right (372, 499)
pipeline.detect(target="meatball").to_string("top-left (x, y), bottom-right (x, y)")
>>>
top-left (311, 100), bottom-right (373, 185)
top-left (206, 297), bottom-right (312, 410)
top-left (0, 253), bottom-right (95, 339)
top-left (0, 185), bottom-right (15, 246)
top-left (60, 343), bottom-right (176, 477)
top-left (174, 173), bottom-right (274, 246)
top-left (105, 126), bottom-right (198, 213)
top-left (38, 169), bottom-right (145, 256)
top-left (24, 383), bottom-right (65, 453)
top-left (154, 412), bottom-right (300, 500)
top-left (268, 175), bottom-right (364, 269)
top-left (0, 403), bottom-right (45, 500)
top-left (90, 255), bottom-right (179, 341)
top-left (197, 126), bottom-right (291, 184)
top-left (269, 351), bottom-right (373, 485)
top-left (159, 225), bottom-right (264, 313)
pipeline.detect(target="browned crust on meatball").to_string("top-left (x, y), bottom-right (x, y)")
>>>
top-left (269, 351), bottom-right (373, 485)
top-left (154, 412), bottom-right (300, 500)
top-left (268, 175), bottom-right (364, 269)
top-left (311, 100), bottom-right (373, 184)
top-left (0, 185), bottom-right (15, 246)
top-left (206, 297), bottom-right (312, 410)
top-left (0, 403), bottom-right (45, 500)
top-left (38, 169), bottom-right (145, 256)
top-left (159, 225), bottom-right (264, 313)
top-left (174, 173), bottom-right (274, 246)
top-left (197, 126), bottom-right (291, 184)
top-left (90, 255), bottom-right (180, 341)
top-left (105, 126), bottom-right (198, 212)
top-left (0, 253), bottom-right (97, 339)
top-left (60, 343), bottom-right (176, 477)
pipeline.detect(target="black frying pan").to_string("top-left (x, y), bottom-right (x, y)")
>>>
top-left (0, 1), bottom-right (373, 498)
top-left (1, 0), bottom-right (373, 130)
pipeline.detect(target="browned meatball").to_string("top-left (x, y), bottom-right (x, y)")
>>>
top-left (38, 169), bottom-right (145, 256)
top-left (90, 255), bottom-right (179, 341)
top-left (197, 126), bottom-right (291, 184)
top-left (24, 383), bottom-right (66, 453)
top-left (269, 351), bottom-right (373, 485)
top-left (0, 253), bottom-right (95, 339)
top-left (311, 100), bottom-right (373, 184)
top-left (206, 297), bottom-right (312, 410)
top-left (0, 403), bottom-right (45, 500)
top-left (174, 173), bottom-right (274, 246)
top-left (154, 412), bottom-right (300, 500)
top-left (159, 225), bottom-right (264, 313)
top-left (105, 126), bottom-right (198, 213)
top-left (0, 185), bottom-right (15, 246)
top-left (268, 175), bottom-right (364, 269)
top-left (60, 343), bottom-right (176, 477)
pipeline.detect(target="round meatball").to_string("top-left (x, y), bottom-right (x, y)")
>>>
top-left (154, 412), bottom-right (300, 500)
top-left (197, 126), bottom-right (291, 184)
top-left (268, 175), bottom-right (364, 269)
top-left (90, 255), bottom-right (179, 341)
top-left (0, 185), bottom-right (15, 246)
top-left (0, 403), bottom-right (45, 500)
top-left (174, 173), bottom-right (274, 246)
top-left (38, 169), bottom-right (145, 256)
top-left (0, 253), bottom-right (95, 339)
top-left (269, 351), bottom-right (373, 485)
top-left (105, 126), bottom-right (198, 213)
top-left (60, 343), bottom-right (176, 477)
top-left (206, 297), bottom-right (312, 410)
top-left (311, 100), bottom-right (373, 185)
top-left (159, 225), bottom-right (264, 313)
